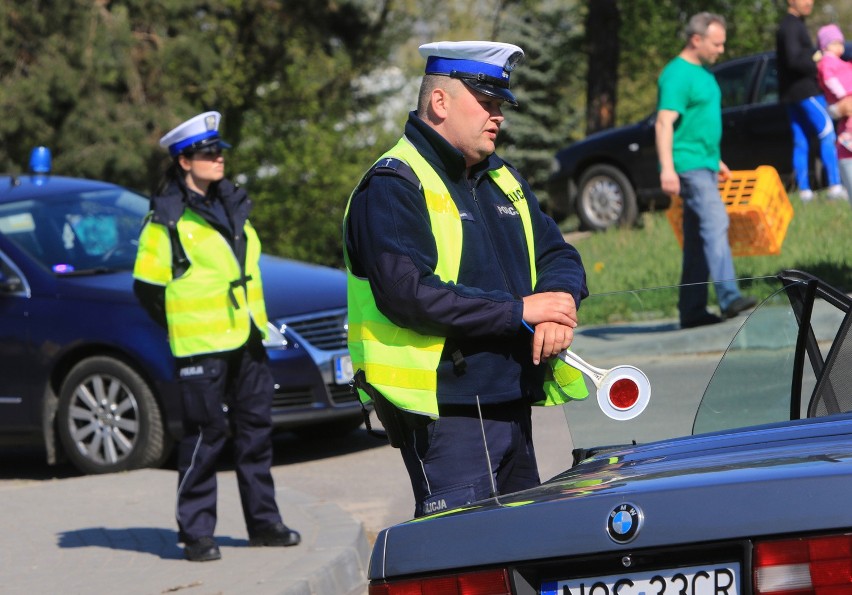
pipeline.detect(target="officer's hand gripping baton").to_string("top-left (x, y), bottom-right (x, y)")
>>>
top-left (526, 321), bottom-right (651, 420)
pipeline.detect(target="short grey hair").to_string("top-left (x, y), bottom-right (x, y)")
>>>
top-left (416, 74), bottom-right (462, 116)
top-left (685, 12), bottom-right (726, 39)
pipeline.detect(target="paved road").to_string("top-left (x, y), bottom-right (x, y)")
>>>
top-left (1, 295), bottom-right (841, 593)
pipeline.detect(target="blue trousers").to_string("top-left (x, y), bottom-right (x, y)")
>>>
top-left (399, 399), bottom-right (540, 518)
top-left (678, 169), bottom-right (742, 321)
top-left (787, 95), bottom-right (841, 191)
top-left (175, 333), bottom-right (281, 542)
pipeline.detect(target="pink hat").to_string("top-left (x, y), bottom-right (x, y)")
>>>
top-left (818, 24), bottom-right (844, 50)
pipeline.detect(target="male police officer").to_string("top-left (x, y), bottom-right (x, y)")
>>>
top-left (344, 42), bottom-right (588, 518)
top-left (133, 112), bottom-right (299, 561)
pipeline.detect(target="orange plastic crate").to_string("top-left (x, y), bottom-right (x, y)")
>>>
top-left (666, 166), bottom-right (793, 257)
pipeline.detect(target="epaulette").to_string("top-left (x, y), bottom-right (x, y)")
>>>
top-left (363, 157), bottom-right (421, 190)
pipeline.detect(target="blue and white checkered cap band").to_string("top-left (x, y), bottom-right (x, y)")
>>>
top-left (168, 130), bottom-right (219, 157)
top-left (425, 56), bottom-right (509, 83)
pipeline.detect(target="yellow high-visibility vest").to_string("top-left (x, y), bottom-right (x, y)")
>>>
top-left (134, 209), bottom-right (268, 357)
top-left (344, 137), bottom-right (586, 417)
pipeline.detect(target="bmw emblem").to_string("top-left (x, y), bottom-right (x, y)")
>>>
top-left (607, 503), bottom-right (643, 544)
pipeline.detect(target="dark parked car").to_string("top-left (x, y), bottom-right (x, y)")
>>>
top-left (548, 43), bottom-right (852, 231)
top-left (367, 270), bottom-right (852, 595)
top-left (0, 168), bottom-right (361, 475)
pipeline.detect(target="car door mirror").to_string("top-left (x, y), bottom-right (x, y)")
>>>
top-left (0, 263), bottom-right (24, 294)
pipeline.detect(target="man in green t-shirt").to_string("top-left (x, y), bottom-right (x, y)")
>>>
top-left (655, 12), bottom-right (756, 329)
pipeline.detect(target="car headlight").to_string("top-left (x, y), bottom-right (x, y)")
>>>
top-left (263, 321), bottom-right (288, 348)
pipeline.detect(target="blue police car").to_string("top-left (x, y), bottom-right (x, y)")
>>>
top-left (0, 150), bottom-right (361, 474)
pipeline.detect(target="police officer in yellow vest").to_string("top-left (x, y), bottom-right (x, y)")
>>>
top-left (344, 42), bottom-right (588, 518)
top-left (133, 112), bottom-right (299, 562)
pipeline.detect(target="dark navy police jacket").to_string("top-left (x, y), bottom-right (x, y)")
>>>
top-left (345, 112), bottom-right (588, 406)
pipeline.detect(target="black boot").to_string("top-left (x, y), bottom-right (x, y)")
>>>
top-left (249, 522), bottom-right (301, 547)
top-left (184, 536), bottom-right (221, 562)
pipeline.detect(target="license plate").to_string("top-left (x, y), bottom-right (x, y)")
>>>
top-left (334, 354), bottom-right (354, 385)
top-left (541, 563), bottom-right (740, 595)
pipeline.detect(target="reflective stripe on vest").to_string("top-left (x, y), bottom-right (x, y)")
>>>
top-left (134, 210), bottom-right (268, 357)
top-left (487, 169), bottom-right (586, 405)
top-left (345, 137), bottom-right (586, 416)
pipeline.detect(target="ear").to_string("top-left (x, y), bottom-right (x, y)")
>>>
top-left (177, 154), bottom-right (192, 173)
top-left (430, 87), bottom-right (451, 120)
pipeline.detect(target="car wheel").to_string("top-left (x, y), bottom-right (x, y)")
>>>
top-left (57, 356), bottom-right (168, 474)
top-left (576, 164), bottom-right (638, 231)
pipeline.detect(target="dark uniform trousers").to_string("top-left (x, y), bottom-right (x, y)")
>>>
top-left (175, 329), bottom-right (282, 542)
top-left (398, 399), bottom-right (540, 518)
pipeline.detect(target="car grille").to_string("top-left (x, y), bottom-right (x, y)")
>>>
top-left (284, 308), bottom-right (347, 351)
top-left (272, 386), bottom-right (316, 409)
top-left (329, 383), bottom-right (358, 405)
top-left (272, 383), bottom-right (358, 409)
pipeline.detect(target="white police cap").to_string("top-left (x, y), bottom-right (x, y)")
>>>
top-left (418, 41), bottom-right (525, 106)
top-left (159, 111), bottom-right (232, 157)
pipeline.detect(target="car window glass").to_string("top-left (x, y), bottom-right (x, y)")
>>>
top-left (715, 60), bottom-right (757, 109)
top-left (693, 286), bottom-right (799, 434)
top-left (0, 189), bottom-right (148, 272)
top-left (755, 58), bottom-right (779, 105)
top-left (561, 277), bottom-right (781, 454)
top-left (695, 283), bottom-right (847, 433)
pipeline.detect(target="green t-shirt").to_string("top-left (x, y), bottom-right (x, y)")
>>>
top-left (657, 56), bottom-right (722, 173)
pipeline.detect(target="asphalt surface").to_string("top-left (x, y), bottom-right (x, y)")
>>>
top-left (0, 468), bottom-right (370, 595)
top-left (1, 291), bottom-right (841, 595)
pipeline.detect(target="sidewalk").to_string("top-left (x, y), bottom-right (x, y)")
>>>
top-left (0, 468), bottom-right (370, 595)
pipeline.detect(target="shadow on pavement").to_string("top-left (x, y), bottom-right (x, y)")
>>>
top-left (57, 527), bottom-right (189, 559)
top-left (0, 424), bottom-right (386, 481)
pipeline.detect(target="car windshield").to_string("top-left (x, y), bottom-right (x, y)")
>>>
top-left (553, 273), bottom-right (850, 469)
top-left (0, 187), bottom-right (148, 273)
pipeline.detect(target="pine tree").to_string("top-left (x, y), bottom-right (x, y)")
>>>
top-left (496, 1), bottom-right (585, 208)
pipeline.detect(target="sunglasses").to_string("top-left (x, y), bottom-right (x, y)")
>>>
top-left (190, 147), bottom-right (224, 159)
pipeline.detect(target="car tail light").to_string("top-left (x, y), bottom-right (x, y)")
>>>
top-left (754, 534), bottom-right (852, 594)
top-left (369, 568), bottom-right (512, 594)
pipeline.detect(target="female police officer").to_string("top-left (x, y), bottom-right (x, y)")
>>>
top-left (133, 111), bottom-right (299, 562)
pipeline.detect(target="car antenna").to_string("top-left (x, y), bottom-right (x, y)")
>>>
top-left (475, 395), bottom-right (501, 501)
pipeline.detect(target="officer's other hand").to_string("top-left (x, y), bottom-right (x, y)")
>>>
top-left (530, 321), bottom-right (574, 365)
top-left (522, 292), bottom-right (577, 329)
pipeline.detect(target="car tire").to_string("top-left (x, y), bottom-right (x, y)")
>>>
top-left (576, 164), bottom-right (638, 231)
top-left (57, 356), bottom-right (169, 475)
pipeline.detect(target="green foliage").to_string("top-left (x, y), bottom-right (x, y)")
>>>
top-left (497, 1), bottom-right (585, 199)
top-left (3, 0), bottom-right (842, 272)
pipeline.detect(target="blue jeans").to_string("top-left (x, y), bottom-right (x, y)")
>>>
top-left (840, 157), bottom-right (852, 202)
top-left (787, 95), bottom-right (841, 190)
top-left (678, 169), bottom-right (741, 321)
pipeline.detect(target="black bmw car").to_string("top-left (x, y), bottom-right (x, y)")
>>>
top-left (367, 270), bottom-right (852, 594)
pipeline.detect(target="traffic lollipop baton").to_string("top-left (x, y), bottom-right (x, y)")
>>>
top-left (555, 349), bottom-right (651, 421)
top-left (525, 321), bottom-right (651, 420)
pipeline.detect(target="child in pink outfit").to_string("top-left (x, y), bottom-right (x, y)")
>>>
top-left (817, 24), bottom-right (852, 200)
